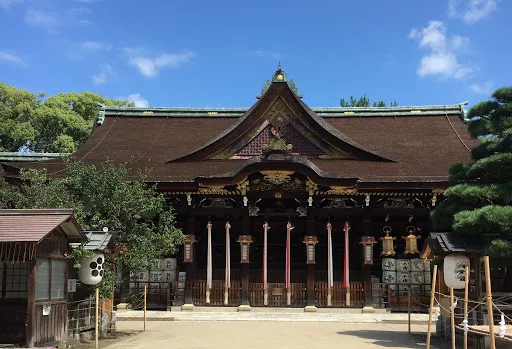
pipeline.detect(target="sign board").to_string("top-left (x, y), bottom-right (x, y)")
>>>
top-left (42, 304), bottom-right (51, 316)
top-left (68, 279), bottom-right (77, 292)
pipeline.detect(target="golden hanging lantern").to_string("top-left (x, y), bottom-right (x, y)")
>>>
top-left (380, 226), bottom-right (396, 256)
top-left (402, 226), bottom-right (421, 255)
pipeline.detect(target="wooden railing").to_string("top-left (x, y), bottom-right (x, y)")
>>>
top-left (315, 282), bottom-right (364, 307)
top-left (193, 280), bottom-right (241, 306)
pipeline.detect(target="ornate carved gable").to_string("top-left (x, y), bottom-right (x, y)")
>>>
top-left (210, 98), bottom-right (351, 160)
top-left (170, 67), bottom-right (392, 163)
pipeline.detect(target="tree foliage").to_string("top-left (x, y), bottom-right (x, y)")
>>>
top-left (0, 83), bottom-right (134, 153)
top-left (431, 87), bottom-right (512, 288)
top-left (340, 94), bottom-right (399, 107)
top-left (0, 160), bottom-right (184, 297)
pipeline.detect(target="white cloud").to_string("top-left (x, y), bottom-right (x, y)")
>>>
top-left (118, 93), bottom-right (149, 107)
top-left (249, 50), bottom-right (282, 60)
top-left (126, 50), bottom-right (195, 78)
top-left (449, 0), bottom-right (497, 24)
top-left (469, 80), bottom-right (494, 94)
top-left (0, 0), bottom-right (22, 10)
top-left (92, 64), bottom-right (112, 85)
top-left (409, 21), bottom-right (472, 79)
top-left (24, 7), bottom-right (91, 31)
top-left (81, 41), bottom-right (112, 51)
top-left (0, 51), bottom-right (27, 67)
top-left (24, 9), bottom-right (58, 29)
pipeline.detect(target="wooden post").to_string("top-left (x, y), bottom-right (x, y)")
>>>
top-left (464, 265), bottom-right (469, 349)
top-left (327, 287), bottom-right (332, 307)
top-left (484, 256), bottom-right (496, 349)
top-left (426, 264), bottom-right (438, 349)
top-left (450, 287), bottom-right (456, 349)
top-left (408, 286), bottom-right (411, 335)
top-left (306, 264), bottom-right (315, 307)
top-left (143, 285), bottom-right (147, 331)
top-left (95, 287), bottom-right (99, 349)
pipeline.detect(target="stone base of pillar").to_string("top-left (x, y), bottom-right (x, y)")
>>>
top-left (116, 303), bottom-right (130, 312)
top-left (238, 305), bottom-right (252, 312)
top-left (304, 306), bottom-right (318, 313)
top-left (362, 306), bottom-right (376, 313)
top-left (181, 304), bottom-right (195, 311)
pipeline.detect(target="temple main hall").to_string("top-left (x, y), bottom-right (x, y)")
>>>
top-left (2, 66), bottom-right (478, 311)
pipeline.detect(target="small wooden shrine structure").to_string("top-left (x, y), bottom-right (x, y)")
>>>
top-left (1, 66), bottom-right (479, 311)
top-left (0, 209), bottom-right (86, 347)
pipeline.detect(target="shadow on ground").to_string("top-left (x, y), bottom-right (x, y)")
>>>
top-left (337, 330), bottom-right (426, 348)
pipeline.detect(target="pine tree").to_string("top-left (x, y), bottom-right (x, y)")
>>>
top-left (432, 87), bottom-right (512, 290)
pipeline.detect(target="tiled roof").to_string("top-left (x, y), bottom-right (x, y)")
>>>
top-left (70, 231), bottom-right (114, 250)
top-left (0, 209), bottom-right (85, 243)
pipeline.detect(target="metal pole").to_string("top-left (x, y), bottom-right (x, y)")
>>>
top-left (144, 285), bottom-right (147, 331)
top-left (463, 265), bottom-right (469, 349)
top-left (95, 287), bottom-right (99, 349)
top-left (426, 264), bottom-right (438, 349)
top-left (484, 256), bottom-right (496, 349)
top-left (450, 287), bottom-right (456, 349)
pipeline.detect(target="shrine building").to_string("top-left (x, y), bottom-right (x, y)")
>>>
top-left (1, 66), bottom-right (479, 311)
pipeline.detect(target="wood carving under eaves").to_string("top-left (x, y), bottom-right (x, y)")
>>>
top-left (197, 186), bottom-right (234, 195)
top-left (260, 170), bottom-right (294, 185)
top-left (320, 186), bottom-right (358, 195)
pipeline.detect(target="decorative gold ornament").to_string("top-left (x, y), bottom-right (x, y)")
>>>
top-left (305, 180), bottom-right (318, 196)
top-left (403, 226), bottom-right (421, 255)
top-left (236, 180), bottom-right (249, 195)
top-left (321, 186), bottom-right (358, 195)
top-left (197, 186), bottom-right (233, 195)
top-left (260, 170), bottom-right (294, 185)
top-left (380, 226), bottom-right (396, 256)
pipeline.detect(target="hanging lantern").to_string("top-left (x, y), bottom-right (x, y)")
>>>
top-left (183, 234), bottom-right (197, 263)
top-left (444, 253), bottom-right (470, 289)
top-left (237, 235), bottom-right (253, 263)
top-left (79, 253), bottom-right (105, 285)
top-left (360, 236), bottom-right (377, 265)
top-left (403, 226), bottom-right (421, 255)
top-left (380, 226), bottom-right (396, 256)
top-left (303, 235), bottom-right (319, 264)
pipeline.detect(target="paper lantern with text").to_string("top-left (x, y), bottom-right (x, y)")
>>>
top-left (443, 253), bottom-right (470, 289)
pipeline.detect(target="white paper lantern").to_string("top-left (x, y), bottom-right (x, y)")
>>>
top-left (397, 272), bottom-right (410, 284)
top-left (79, 253), bottom-right (105, 285)
top-left (397, 260), bottom-right (411, 272)
top-left (410, 259), bottom-right (424, 272)
top-left (444, 253), bottom-right (470, 289)
top-left (382, 258), bottom-right (396, 271)
top-left (163, 258), bottom-right (177, 271)
top-left (382, 271), bottom-right (397, 284)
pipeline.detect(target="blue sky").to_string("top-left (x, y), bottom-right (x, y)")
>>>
top-left (0, 0), bottom-right (510, 108)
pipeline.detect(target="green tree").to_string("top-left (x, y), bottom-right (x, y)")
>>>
top-left (0, 83), bottom-right (134, 153)
top-left (0, 160), bottom-right (184, 297)
top-left (340, 94), bottom-right (399, 107)
top-left (432, 87), bottom-right (512, 290)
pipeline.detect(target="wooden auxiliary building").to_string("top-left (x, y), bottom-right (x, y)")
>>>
top-left (0, 209), bottom-right (86, 347)
top-left (1, 66), bottom-right (478, 311)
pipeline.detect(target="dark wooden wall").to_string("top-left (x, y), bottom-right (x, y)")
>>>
top-left (27, 231), bottom-right (69, 347)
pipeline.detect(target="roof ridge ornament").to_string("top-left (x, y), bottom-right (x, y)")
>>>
top-left (272, 64), bottom-right (287, 82)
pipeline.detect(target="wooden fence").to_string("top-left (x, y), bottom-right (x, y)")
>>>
top-left (193, 280), bottom-right (241, 306)
top-left (315, 282), bottom-right (364, 307)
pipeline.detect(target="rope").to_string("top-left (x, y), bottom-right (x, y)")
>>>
top-left (445, 108), bottom-right (471, 153)
top-left (48, 115), bottom-right (119, 176)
